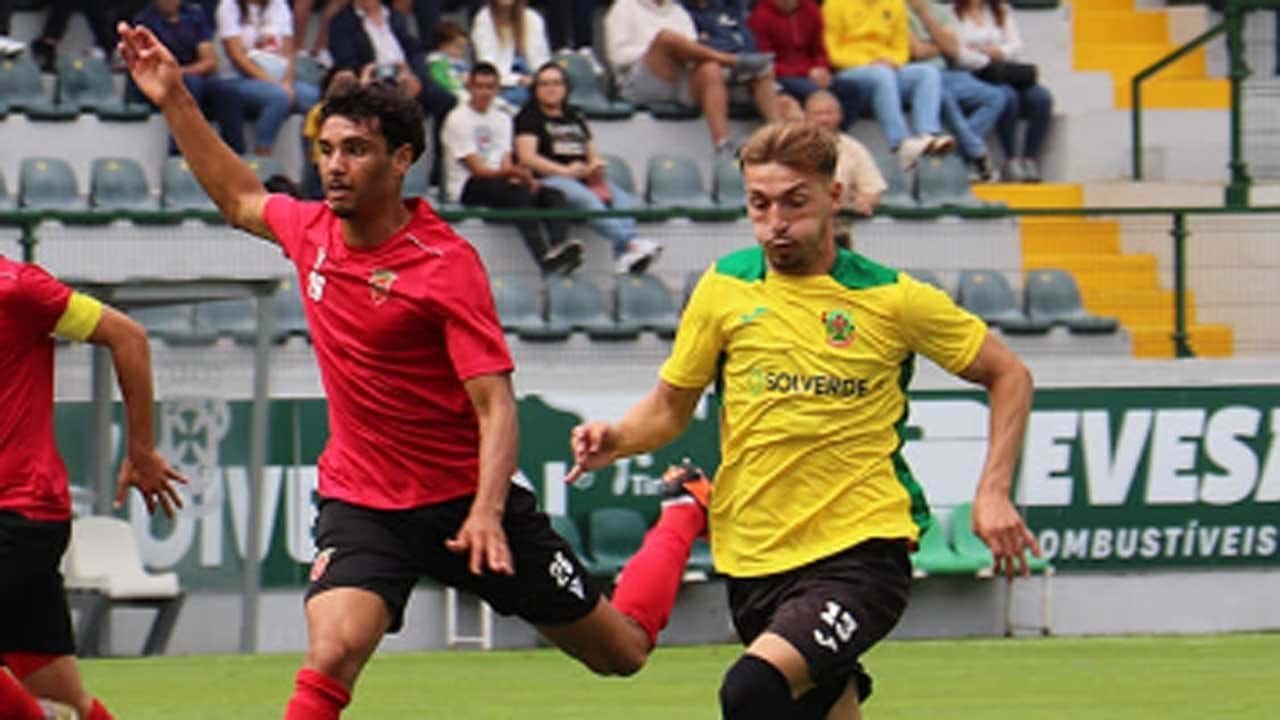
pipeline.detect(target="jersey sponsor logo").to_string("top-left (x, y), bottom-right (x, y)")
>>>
top-left (755, 370), bottom-right (870, 398)
top-left (549, 549), bottom-right (585, 600)
top-left (812, 599), bottom-right (858, 654)
top-left (307, 246), bottom-right (327, 302)
top-left (368, 269), bottom-right (397, 306)
top-left (821, 308), bottom-right (855, 347)
top-left (310, 547), bottom-right (335, 582)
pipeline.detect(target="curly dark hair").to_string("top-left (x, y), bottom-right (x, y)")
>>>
top-left (319, 83), bottom-right (426, 163)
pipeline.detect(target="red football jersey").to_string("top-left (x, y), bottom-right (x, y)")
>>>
top-left (0, 256), bottom-right (75, 521)
top-left (264, 196), bottom-right (514, 510)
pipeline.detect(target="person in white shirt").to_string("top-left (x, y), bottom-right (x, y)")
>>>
top-left (471, 0), bottom-right (551, 109)
top-left (443, 62), bottom-right (584, 275)
top-left (216, 0), bottom-right (320, 154)
top-left (604, 0), bottom-right (774, 155)
top-left (952, 0), bottom-right (1053, 182)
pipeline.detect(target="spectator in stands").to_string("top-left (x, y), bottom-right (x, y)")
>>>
top-left (0, 1), bottom-right (22, 57)
top-left (908, 0), bottom-right (1004, 181)
top-left (515, 61), bottom-right (663, 274)
top-left (747, 0), bottom-right (838, 121)
top-left (824, 0), bottom-right (954, 171)
top-left (805, 89), bottom-right (886, 246)
top-left (290, 0), bottom-right (348, 62)
top-left (683, 0), bottom-right (782, 126)
top-left (953, 0), bottom-right (1052, 182)
top-left (129, 0), bottom-right (247, 154)
top-left (536, 0), bottom-right (599, 57)
top-left (426, 19), bottom-right (470, 103)
top-left (444, 62), bottom-right (585, 275)
top-left (216, 0), bottom-right (321, 155)
top-left (29, 0), bottom-right (122, 71)
top-left (604, 0), bottom-right (773, 156)
top-left (470, 0), bottom-right (551, 109)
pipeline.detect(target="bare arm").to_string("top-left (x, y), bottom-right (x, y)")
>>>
top-left (445, 373), bottom-right (519, 575)
top-left (957, 331), bottom-right (1040, 578)
top-left (461, 153), bottom-right (516, 180)
top-left (86, 306), bottom-right (186, 517)
top-left (567, 381), bottom-right (704, 482)
top-left (119, 23), bottom-right (273, 240)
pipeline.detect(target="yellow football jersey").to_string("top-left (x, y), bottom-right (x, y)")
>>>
top-left (661, 247), bottom-right (987, 577)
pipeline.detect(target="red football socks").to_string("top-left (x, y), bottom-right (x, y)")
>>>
top-left (85, 698), bottom-right (114, 720)
top-left (0, 669), bottom-right (44, 720)
top-left (284, 668), bottom-right (351, 720)
top-left (610, 501), bottom-right (707, 647)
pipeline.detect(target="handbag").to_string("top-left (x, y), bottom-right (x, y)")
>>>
top-left (975, 60), bottom-right (1038, 89)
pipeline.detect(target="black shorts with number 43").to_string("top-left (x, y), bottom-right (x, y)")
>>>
top-left (727, 538), bottom-right (913, 703)
top-left (306, 486), bottom-right (601, 633)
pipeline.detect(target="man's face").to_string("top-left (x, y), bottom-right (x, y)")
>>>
top-left (316, 115), bottom-right (406, 218)
top-left (467, 72), bottom-right (500, 113)
top-left (744, 161), bottom-right (839, 275)
top-left (805, 97), bottom-right (842, 132)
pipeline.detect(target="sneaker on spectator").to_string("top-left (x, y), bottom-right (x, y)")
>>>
top-left (896, 135), bottom-right (931, 172)
top-left (969, 155), bottom-right (998, 183)
top-left (577, 46), bottom-right (606, 76)
top-left (542, 238), bottom-right (585, 276)
top-left (924, 134), bottom-right (955, 155)
top-left (615, 238), bottom-right (662, 274)
top-left (311, 48), bottom-right (333, 69)
top-left (731, 52), bottom-right (774, 81)
top-left (1003, 157), bottom-right (1025, 183)
top-left (0, 35), bottom-right (24, 57)
top-left (1020, 157), bottom-right (1042, 183)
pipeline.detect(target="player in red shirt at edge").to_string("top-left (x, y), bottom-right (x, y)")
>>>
top-left (119, 22), bottom-right (710, 719)
top-left (0, 261), bottom-right (186, 719)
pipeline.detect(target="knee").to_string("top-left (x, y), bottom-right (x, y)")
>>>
top-left (719, 655), bottom-right (792, 719)
top-left (579, 643), bottom-right (648, 677)
top-left (305, 635), bottom-right (364, 684)
top-left (864, 64), bottom-right (894, 88)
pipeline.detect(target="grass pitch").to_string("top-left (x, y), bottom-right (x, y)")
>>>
top-left (80, 633), bottom-right (1278, 719)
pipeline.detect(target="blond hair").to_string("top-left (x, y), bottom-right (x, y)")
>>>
top-left (738, 122), bottom-right (838, 180)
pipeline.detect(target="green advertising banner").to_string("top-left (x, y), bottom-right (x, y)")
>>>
top-left (54, 385), bottom-right (1280, 588)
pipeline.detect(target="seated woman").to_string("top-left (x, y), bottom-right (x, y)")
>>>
top-left (953, 0), bottom-right (1053, 182)
top-left (514, 62), bottom-right (662, 275)
top-left (470, 0), bottom-right (551, 109)
top-left (216, 0), bottom-right (320, 155)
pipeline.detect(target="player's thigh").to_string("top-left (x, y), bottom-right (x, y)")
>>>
top-left (14, 655), bottom-right (87, 708)
top-left (535, 597), bottom-right (649, 676)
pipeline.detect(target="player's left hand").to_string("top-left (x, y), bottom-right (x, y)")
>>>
top-left (971, 491), bottom-right (1040, 581)
top-left (114, 448), bottom-right (187, 518)
top-left (446, 510), bottom-right (514, 576)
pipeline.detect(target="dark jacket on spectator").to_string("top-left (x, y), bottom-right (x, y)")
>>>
top-left (133, 1), bottom-right (213, 66)
top-left (328, 5), bottom-right (427, 77)
top-left (747, 0), bottom-right (829, 78)
top-left (682, 0), bottom-right (755, 53)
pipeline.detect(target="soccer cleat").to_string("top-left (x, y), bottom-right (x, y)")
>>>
top-left (660, 459), bottom-right (712, 510)
top-left (38, 699), bottom-right (80, 720)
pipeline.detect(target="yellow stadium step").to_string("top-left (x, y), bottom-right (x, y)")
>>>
top-left (1074, 11), bottom-right (1168, 45)
top-left (1115, 78), bottom-right (1230, 109)
top-left (1129, 324), bottom-right (1234, 358)
top-left (1020, 217), bottom-right (1120, 256)
top-left (972, 184), bottom-right (1082, 209)
top-left (1075, 43), bottom-right (1207, 79)
top-left (1072, 0), bottom-right (1137, 12)
top-left (1084, 289), bottom-right (1198, 327)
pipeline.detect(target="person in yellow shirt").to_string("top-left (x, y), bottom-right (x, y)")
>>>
top-left (823, 0), bottom-right (955, 172)
top-left (567, 121), bottom-right (1038, 719)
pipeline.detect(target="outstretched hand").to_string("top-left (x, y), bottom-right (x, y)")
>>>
top-left (445, 509), bottom-right (514, 575)
top-left (971, 491), bottom-right (1041, 581)
top-left (565, 421), bottom-right (618, 484)
top-left (114, 448), bottom-right (187, 518)
top-left (116, 22), bottom-right (184, 107)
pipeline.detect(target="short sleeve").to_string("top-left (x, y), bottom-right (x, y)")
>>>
top-left (269, 0), bottom-right (294, 37)
top-left (215, 0), bottom-right (241, 39)
top-left (897, 273), bottom-right (987, 374)
top-left (437, 244), bottom-right (514, 382)
top-left (442, 110), bottom-right (476, 161)
top-left (13, 263), bottom-right (74, 336)
top-left (262, 194), bottom-right (313, 260)
top-left (659, 267), bottom-right (725, 390)
top-left (191, 7), bottom-right (213, 43)
top-left (513, 107), bottom-right (539, 138)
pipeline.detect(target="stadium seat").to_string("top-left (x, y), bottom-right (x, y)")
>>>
top-left (586, 507), bottom-right (648, 577)
top-left (644, 101), bottom-right (701, 120)
top-left (711, 152), bottom-right (745, 208)
top-left (686, 538), bottom-right (715, 580)
top-left (910, 519), bottom-right (988, 578)
top-left (555, 51), bottom-right (635, 120)
top-left (916, 154), bottom-right (988, 209)
top-left (63, 515), bottom-right (185, 657)
top-left (0, 55), bottom-right (76, 119)
top-left (294, 54), bottom-right (324, 88)
top-left (956, 270), bottom-right (1051, 334)
top-left (728, 100), bottom-right (761, 121)
top-left (682, 269), bottom-right (703, 309)
top-left (616, 274), bottom-right (678, 339)
top-left (197, 298), bottom-right (258, 345)
top-left (549, 514), bottom-right (605, 577)
top-left (547, 275), bottom-right (640, 341)
top-left (130, 304), bottom-right (216, 346)
top-left (56, 55), bottom-right (150, 120)
top-left (242, 155), bottom-right (285, 183)
top-left (19, 157), bottom-right (83, 210)
top-left (0, 168), bottom-right (12, 210)
top-left (950, 501), bottom-right (1053, 635)
top-left (89, 157), bottom-right (155, 211)
top-left (491, 274), bottom-right (570, 341)
top-left (602, 153), bottom-right (638, 197)
top-left (870, 147), bottom-right (917, 210)
top-left (1025, 269), bottom-right (1120, 334)
top-left (906, 268), bottom-right (948, 294)
top-left (402, 150), bottom-right (431, 199)
top-left (645, 154), bottom-right (713, 210)
top-left (161, 157), bottom-right (217, 212)
top-left (273, 282), bottom-right (311, 343)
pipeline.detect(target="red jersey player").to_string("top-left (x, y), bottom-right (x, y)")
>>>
top-left (119, 21), bottom-right (712, 719)
top-left (0, 256), bottom-right (186, 720)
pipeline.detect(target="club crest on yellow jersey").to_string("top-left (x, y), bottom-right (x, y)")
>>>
top-left (822, 308), bottom-right (855, 347)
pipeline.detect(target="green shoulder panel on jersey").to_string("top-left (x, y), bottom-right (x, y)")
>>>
top-left (830, 248), bottom-right (901, 290)
top-left (714, 246), bottom-right (768, 281)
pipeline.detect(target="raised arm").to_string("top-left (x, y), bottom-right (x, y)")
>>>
top-left (566, 381), bottom-right (704, 483)
top-left (118, 23), bottom-right (274, 241)
top-left (957, 331), bottom-right (1040, 578)
top-left (445, 373), bottom-right (519, 575)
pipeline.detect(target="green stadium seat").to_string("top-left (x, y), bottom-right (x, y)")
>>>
top-left (547, 275), bottom-right (640, 341)
top-left (402, 151), bottom-right (430, 199)
top-left (273, 281), bottom-right (311, 343)
top-left (56, 55), bottom-right (150, 121)
top-left (491, 274), bottom-right (570, 342)
top-left (549, 514), bottom-right (606, 577)
top-left (869, 147), bottom-right (917, 210)
top-left (131, 305), bottom-right (217, 346)
top-left (0, 168), bottom-right (13, 210)
top-left (685, 538), bottom-right (715, 579)
top-left (89, 157), bottom-right (155, 211)
top-left (711, 153), bottom-right (744, 208)
top-left (957, 270), bottom-right (1051, 334)
top-left (645, 154), bottom-right (712, 210)
top-left (643, 100), bottom-right (700, 120)
top-left (0, 55), bottom-right (76, 119)
top-left (160, 157), bottom-right (216, 212)
top-left (586, 507), bottom-right (648, 577)
top-left (951, 501), bottom-right (1053, 635)
top-left (242, 155), bottom-right (285, 183)
top-left (911, 519), bottom-right (989, 577)
top-left (196, 298), bottom-right (258, 345)
top-left (906, 268), bottom-right (948, 295)
top-left (293, 54), bottom-right (324, 88)
top-left (916, 153), bottom-right (990, 210)
top-left (602, 154), bottom-right (637, 197)
top-left (616, 274), bottom-right (678, 340)
top-left (19, 157), bottom-right (83, 210)
top-left (1025, 269), bottom-right (1119, 334)
top-left (555, 51), bottom-right (635, 120)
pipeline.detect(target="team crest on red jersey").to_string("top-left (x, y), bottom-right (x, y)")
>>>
top-left (310, 547), bottom-right (335, 582)
top-left (368, 269), bottom-right (397, 305)
top-left (822, 309), bottom-right (855, 347)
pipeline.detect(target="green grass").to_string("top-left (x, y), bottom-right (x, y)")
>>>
top-left (79, 634), bottom-right (1280, 719)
